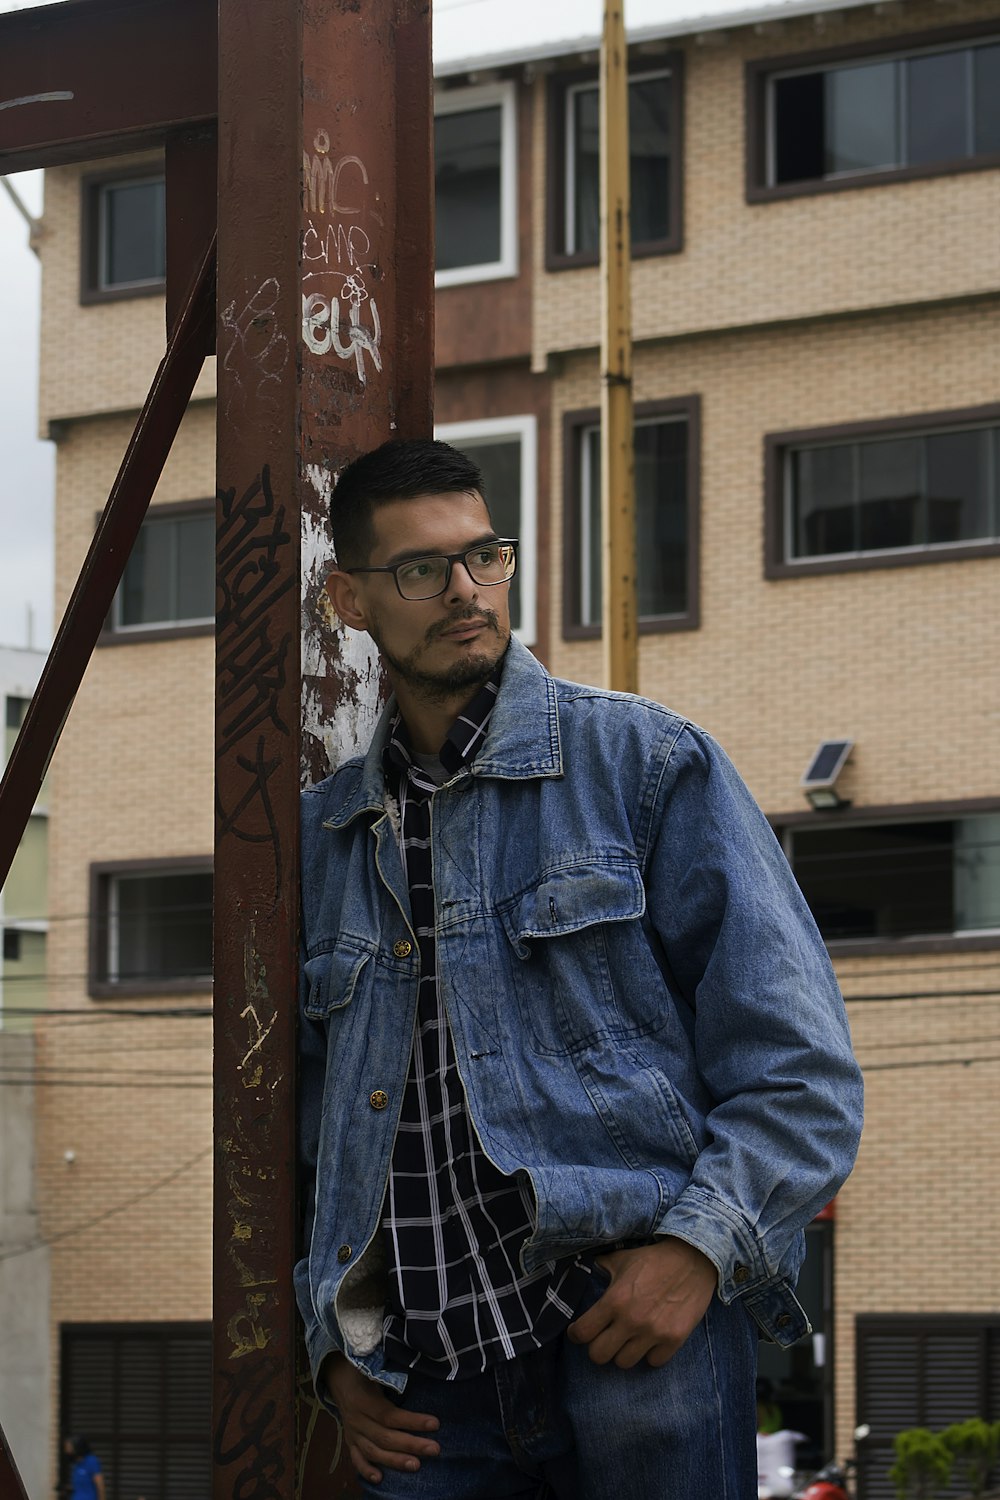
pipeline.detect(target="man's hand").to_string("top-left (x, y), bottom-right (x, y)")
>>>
top-left (323, 1352), bottom-right (441, 1486)
top-left (566, 1237), bottom-right (718, 1370)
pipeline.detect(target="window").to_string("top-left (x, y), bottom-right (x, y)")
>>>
top-left (61, 1324), bottom-right (211, 1500)
top-left (5, 694), bottom-right (29, 762)
top-left (104, 502), bottom-right (215, 640)
top-left (765, 406), bottom-right (1000, 577)
top-left (435, 81), bottom-right (517, 286)
top-left (563, 398), bottom-right (700, 638)
top-left (548, 57), bottom-right (683, 265)
top-left (82, 170), bottom-right (166, 300)
top-left (781, 811), bottom-right (1000, 951)
top-left (90, 860), bottom-right (213, 996)
top-left (434, 417), bottom-right (537, 645)
top-left (856, 1316), bottom-right (1000, 1499)
top-left (749, 24), bottom-right (1000, 197)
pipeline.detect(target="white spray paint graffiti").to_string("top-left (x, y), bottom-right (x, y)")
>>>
top-left (300, 131), bottom-right (383, 387)
top-left (301, 465), bottom-right (383, 781)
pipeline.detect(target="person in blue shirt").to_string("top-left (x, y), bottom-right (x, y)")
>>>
top-left (64, 1438), bottom-right (104, 1500)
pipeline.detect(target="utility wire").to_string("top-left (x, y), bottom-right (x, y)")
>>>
top-left (0, 1145), bottom-right (212, 1263)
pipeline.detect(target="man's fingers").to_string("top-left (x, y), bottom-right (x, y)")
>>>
top-left (348, 1442), bottom-right (382, 1486)
top-left (352, 1413), bottom-right (440, 1459)
top-left (355, 1432), bottom-right (424, 1474)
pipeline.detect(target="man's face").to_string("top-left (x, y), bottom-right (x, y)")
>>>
top-left (336, 490), bottom-right (512, 699)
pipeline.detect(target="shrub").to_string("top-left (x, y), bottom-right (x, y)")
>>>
top-left (940, 1419), bottom-right (1000, 1499)
top-left (888, 1428), bottom-right (953, 1500)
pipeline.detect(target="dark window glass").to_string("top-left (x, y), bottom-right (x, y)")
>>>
top-left (974, 44), bottom-right (1000, 154)
top-left (3, 929), bottom-right (21, 962)
top-left (101, 178), bottom-right (166, 289)
top-left (570, 71), bottom-right (672, 254)
top-left (824, 61), bottom-right (898, 175)
top-left (770, 39), bottom-right (1000, 186)
top-left (105, 870), bottom-right (213, 984)
top-left (62, 1326), bottom-right (212, 1500)
top-left (581, 418), bottom-right (688, 624)
top-left (435, 106), bottom-right (502, 271)
top-left (792, 446), bottom-right (855, 557)
top-left (788, 815), bottom-right (1000, 943)
top-left (115, 511), bottom-right (214, 629)
top-left (786, 423), bottom-right (999, 560)
top-left (907, 50), bottom-right (968, 165)
top-left (451, 438), bottom-right (523, 632)
top-left (773, 73), bottom-right (825, 184)
top-left (5, 695), bottom-right (28, 730)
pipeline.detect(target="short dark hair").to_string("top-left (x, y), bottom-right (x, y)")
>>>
top-left (330, 438), bottom-right (486, 568)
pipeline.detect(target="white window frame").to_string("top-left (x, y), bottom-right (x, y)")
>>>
top-left (434, 414), bottom-right (537, 647)
top-left (564, 67), bottom-right (672, 256)
top-left (96, 173), bottom-right (167, 292)
top-left (434, 80), bottom-right (518, 288)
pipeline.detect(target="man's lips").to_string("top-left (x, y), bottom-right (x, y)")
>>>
top-left (434, 614), bottom-right (497, 642)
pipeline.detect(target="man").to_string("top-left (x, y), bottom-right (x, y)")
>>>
top-left (296, 438), bottom-right (862, 1498)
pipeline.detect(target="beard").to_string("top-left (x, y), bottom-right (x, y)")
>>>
top-left (371, 605), bottom-right (509, 702)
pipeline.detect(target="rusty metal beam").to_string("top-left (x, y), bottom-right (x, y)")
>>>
top-left (0, 0), bottom-right (216, 174)
top-left (0, 237), bottom-right (215, 886)
top-left (212, 0), bottom-right (433, 1494)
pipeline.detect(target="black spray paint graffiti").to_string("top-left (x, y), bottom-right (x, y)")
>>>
top-left (214, 1353), bottom-right (287, 1500)
top-left (216, 466), bottom-right (294, 901)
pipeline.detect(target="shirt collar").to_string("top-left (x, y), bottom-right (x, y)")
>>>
top-left (383, 659), bottom-right (505, 784)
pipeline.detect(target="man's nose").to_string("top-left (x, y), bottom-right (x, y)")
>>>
top-left (445, 559), bottom-right (479, 603)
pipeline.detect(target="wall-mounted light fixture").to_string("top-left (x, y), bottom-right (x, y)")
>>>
top-left (801, 740), bottom-right (854, 811)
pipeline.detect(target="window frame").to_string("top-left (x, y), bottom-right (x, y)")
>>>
top-left (773, 798), bottom-right (1000, 958)
top-left (547, 53), bottom-right (684, 270)
top-left (80, 166), bottom-right (167, 305)
top-left (98, 499), bottom-right (216, 645)
top-left (746, 19), bottom-right (1000, 202)
top-left (562, 395), bottom-right (701, 641)
top-left (764, 403), bottom-right (1000, 579)
top-left (88, 857), bottom-right (213, 999)
top-left (434, 79), bottom-right (518, 288)
top-left (434, 414), bottom-right (538, 648)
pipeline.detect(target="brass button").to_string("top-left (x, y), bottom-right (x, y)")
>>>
top-left (337, 1244), bottom-right (352, 1264)
top-left (370, 1089), bottom-right (389, 1111)
top-left (733, 1263), bottom-right (751, 1286)
top-left (776, 1313), bottom-right (792, 1328)
top-left (393, 939), bottom-right (412, 958)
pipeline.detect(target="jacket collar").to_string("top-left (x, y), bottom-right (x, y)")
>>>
top-left (323, 636), bottom-right (563, 829)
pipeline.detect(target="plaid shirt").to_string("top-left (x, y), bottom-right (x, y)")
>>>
top-left (381, 666), bottom-right (593, 1379)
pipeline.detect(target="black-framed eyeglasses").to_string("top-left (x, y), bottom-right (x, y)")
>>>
top-left (345, 539), bottom-right (518, 601)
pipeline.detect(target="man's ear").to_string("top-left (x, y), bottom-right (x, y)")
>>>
top-left (325, 568), bottom-right (371, 632)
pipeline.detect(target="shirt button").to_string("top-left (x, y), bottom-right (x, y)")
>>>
top-left (393, 939), bottom-right (412, 958)
top-left (733, 1263), bottom-right (752, 1285)
top-left (337, 1244), bottom-right (352, 1264)
top-left (370, 1090), bottom-right (389, 1111)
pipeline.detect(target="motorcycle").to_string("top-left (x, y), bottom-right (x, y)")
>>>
top-left (789, 1425), bottom-right (870, 1500)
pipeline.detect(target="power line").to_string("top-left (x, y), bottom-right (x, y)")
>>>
top-left (0, 1145), bottom-right (212, 1263)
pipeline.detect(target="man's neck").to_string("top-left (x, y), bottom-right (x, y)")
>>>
top-left (389, 677), bottom-right (485, 755)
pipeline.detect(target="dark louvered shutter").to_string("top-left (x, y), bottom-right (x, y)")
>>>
top-left (62, 1324), bottom-right (210, 1500)
top-left (856, 1318), bottom-right (1000, 1500)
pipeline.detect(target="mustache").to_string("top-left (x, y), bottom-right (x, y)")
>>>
top-left (425, 607), bottom-right (501, 643)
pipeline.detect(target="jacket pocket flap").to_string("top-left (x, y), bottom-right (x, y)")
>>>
top-left (303, 944), bottom-right (371, 1018)
top-left (502, 859), bottom-right (646, 948)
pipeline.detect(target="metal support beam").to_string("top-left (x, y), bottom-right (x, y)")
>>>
top-left (0, 0), bottom-right (216, 174)
top-left (213, 2), bottom-right (433, 1496)
top-left (0, 237), bottom-right (215, 886)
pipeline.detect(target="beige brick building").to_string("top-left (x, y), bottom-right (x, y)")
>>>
top-left (33, 0), bottom-right (1000, 1493)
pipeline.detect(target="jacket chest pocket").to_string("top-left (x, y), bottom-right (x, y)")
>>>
top-left (498, 858), bottom-right (653, 1055)
top-left (303, 943), bottom-right (372, 1025)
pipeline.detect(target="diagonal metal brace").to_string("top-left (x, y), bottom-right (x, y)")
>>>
top-left (0, 235), bottom-right (217, 886)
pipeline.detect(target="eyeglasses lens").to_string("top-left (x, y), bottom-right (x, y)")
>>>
top-left (396, 543), bottom-right (516, 600)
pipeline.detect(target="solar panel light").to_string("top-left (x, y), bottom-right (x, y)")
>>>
top-left (801, 740), bottom-right (854, 811)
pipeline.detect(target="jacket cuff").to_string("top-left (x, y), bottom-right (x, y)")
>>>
top-left (655, 1184), bottom-right (770, 1303)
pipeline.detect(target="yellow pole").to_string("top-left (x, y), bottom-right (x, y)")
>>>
top-left (600, 0), bottom-right (637, 694)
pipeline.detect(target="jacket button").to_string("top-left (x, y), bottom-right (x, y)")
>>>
top-left (337, 1244), bottom-right (352, 1264)
top-left (733, 1263), bottom-right (751, 1285)
top-left (393, 939), bottom-right (412, 958)
top-left (370, 1090), bottom-right (389, 1111)
top-left (776, 1313), bottom-right (792, 1328)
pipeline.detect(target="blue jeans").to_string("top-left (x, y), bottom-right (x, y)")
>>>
top-left (362, 1279), bottom-right (758, 1499)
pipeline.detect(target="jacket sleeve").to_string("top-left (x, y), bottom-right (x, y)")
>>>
top-left (643, 725), bottom-right (863, 1305)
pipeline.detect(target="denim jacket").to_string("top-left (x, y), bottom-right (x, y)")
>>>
top-left (295, 637), bottom-right (863, 1394)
